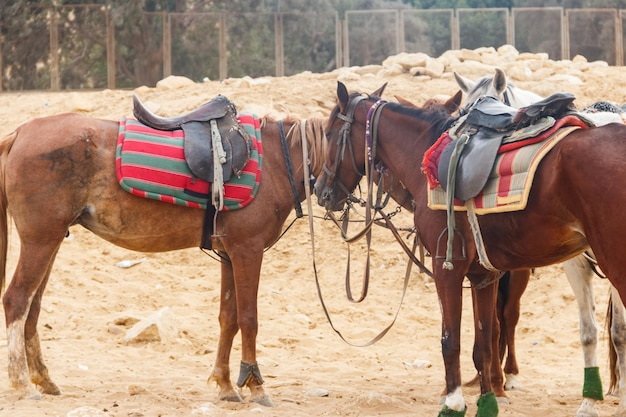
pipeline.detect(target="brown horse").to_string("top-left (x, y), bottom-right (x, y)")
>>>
top-left (391, 95), bottom-right (530, 394)
top-left (315, 81), bottom-right (626, 416)
top-left (0, 105), bottom-right (326, 406)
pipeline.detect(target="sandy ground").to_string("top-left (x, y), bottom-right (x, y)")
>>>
top-left (0, 55), bottom-right (625, 417)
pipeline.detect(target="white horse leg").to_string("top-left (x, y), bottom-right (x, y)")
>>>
top-left (609, 285), bottom-right (626, 417)
top-left (563, 254), bottom-right (601, 417)
top-left (6, 317), bottom-right (40, 399)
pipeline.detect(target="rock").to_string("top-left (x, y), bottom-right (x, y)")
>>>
top-left (191, 403), bottom-right (219, 415)
top-left (422, 60), bottom-right (445, 78)
top-left (155, 75), bottom-right (195, 90)
top-left (66, 406), bottom-right (109, 417)
top-left (128, 384), bottom-right (148, 395)
top-left (383, 52), bottom-right (431, 70)
top-left (354, 64), bottom-right (383, 75)
top-left (506, 65), bottom-right (533, 81)
top-left (123, 307), bottom-right (179, 344)
top-left (497, 44), bottom-right (520, 57)
top-left (460, 48), bottom-right (482, 62)
top-left (305, 388), bottom-right (330, 397)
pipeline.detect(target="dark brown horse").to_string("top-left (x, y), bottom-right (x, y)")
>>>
top-left (0, 105), bottom-right (326, 406)
top-left (315, 82), bottom-right (626, 416)
top-left (391, 95), bottom-right (529, 395)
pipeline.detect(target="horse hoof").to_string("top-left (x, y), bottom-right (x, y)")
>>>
top-left (220, 392), bottom-right (244, 403)
top-left (39, 382), bottom-right (61, 395)
top-left (496, 396), bottom-right (510, 404)
top-left (250, 395), bottom-right (275, 408)
top-left (504, 373), bottom-right (522, 391)
top-left (23, 389), bottom-right (42, 400)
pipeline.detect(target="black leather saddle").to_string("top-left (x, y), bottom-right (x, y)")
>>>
top-left (438, 93), bottom-right (576, 201)
top-left (132, 94), bottom-right (253, 183)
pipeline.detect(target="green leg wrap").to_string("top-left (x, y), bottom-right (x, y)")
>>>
top-left (582, 366), bottom-right (604, 400)
top-left (476, 391), bottom-right (498, 417)
top-left (438, 404), bottom-right (467, 417)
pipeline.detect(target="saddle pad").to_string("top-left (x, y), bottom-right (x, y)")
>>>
top-left (427, 125), bottom-right (580, 214)
top-left (115, 114), bottom-right (262, 210)
top-left (423, 114), bottom-right (588, 191)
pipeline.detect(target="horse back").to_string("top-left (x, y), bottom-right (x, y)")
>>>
top-left (480, 123), bottom-right (626, 270)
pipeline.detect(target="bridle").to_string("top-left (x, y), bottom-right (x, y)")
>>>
top-left (322, 94), bottom-right (434, 278)
top-left (313, 93), bottom-right (434, 347)
top-left (320, 94), bottom-right (367, 208)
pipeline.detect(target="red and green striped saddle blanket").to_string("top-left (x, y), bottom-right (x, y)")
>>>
top-left (115, 114), bottom-right (262, 210)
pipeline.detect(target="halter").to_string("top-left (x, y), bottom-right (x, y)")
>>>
top-left (321, 94), bottom-right (367, 204)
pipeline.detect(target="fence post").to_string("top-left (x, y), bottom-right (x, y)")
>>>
top-left (342, 17), bottom-right (349, 67)
top-left (49, 8), bottom-right (59, 90)
top-left (219, 14), bottom-right (227, 80)
top-left (616, 11), bottom-right (623, 66)
top-left (275, 13), bottom-right (284, 77)
top-left (106, 8), bottom-right (116, 89)
top-left (163, 12), bottom-right (171, 78)
top-left (0, 36), bottom-right (3, 92)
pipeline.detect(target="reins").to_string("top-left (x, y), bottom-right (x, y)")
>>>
top-left (309, 95), bottom-right (433, 347)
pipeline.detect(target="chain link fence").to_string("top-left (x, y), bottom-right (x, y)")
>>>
top-left (1, 6), bottom-right (624, 91)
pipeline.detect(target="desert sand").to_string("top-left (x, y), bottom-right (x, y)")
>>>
top-left (0, 49), bottom-right (625, 417)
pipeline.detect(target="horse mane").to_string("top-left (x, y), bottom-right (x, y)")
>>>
top-left (385, 101), bottom-right (458, 144)
top-left (260, 116), bottom-right (327, 176)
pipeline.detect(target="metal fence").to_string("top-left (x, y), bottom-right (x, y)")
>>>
top-left (1, 6), bottom-right (625, 91)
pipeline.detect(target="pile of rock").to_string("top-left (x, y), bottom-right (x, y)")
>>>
top-left (341, 44), bottom-right (608, 87)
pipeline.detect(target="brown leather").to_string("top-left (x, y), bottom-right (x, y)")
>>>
top-left (132, 94), bottom-right (253, 183)
top-left (132, 94), bottom-right (231, 130)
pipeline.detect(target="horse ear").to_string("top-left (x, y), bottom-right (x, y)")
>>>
top-left (394, 95), bottom-right (417, 107)
top-left (444, 90), bottom-right (463, 113)
top-left (371, 82), bottom-right (387, 98)
top-left (454, 72), bottom-right (475, 93)
top-left (337, 81), bottom-right (350, 112)
top-left (493, 68), bottom-right (508, 95)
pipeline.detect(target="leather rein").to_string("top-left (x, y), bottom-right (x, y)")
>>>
top-left (312, 95), bottom-right (433, 347)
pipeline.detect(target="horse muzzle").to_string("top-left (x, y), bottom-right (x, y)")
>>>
top-left (314, 181), bottom-right (345, 212)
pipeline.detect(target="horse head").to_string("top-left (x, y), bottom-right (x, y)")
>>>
top-left (315, 81), bottom-right (460, 212)
top-left (455, 68), bottom-right (542, 111)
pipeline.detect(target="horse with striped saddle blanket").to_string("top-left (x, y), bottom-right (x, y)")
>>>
top-left (0, 95), bottom-right (327, 408)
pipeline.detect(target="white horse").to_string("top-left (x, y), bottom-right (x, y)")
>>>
top-left (454, 68), bottom-right (626, 417)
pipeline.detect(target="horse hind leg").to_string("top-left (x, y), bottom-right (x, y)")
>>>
top-left (24, 266), bottom-right (61, 395)
top-left (501, 269), bottom-right (530, 391)
top-left (563, 255), bottom-right (602, 417)
top-left (3, 241), bottom-right (62, 398)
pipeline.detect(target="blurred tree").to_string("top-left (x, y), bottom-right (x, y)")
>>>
top-left (0, 1), bottom-right (51, 89)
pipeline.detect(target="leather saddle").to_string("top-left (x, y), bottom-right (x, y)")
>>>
top-left (132, 94), bottom-right (253, 183)
top-left (438, 92), bottom-right (576, 201)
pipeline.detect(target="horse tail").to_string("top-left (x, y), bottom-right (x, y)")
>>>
top-left (606, 293), bottom-right (619, 395)
top-left (0, 130), bottom-right (17, 297)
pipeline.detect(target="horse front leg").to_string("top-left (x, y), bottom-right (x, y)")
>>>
top-left (563, 255), bottom-right (603, 417)
top-left (209, 257), bottom-right (243, 402)
top-left (231, 248), bottom-right (274, 407)
top-left (472, 282), bottom-right (506, 404)
top-left (435, 268), bottom-right (467, 416)
top-left (469, 275), bottom-right (499, 417)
